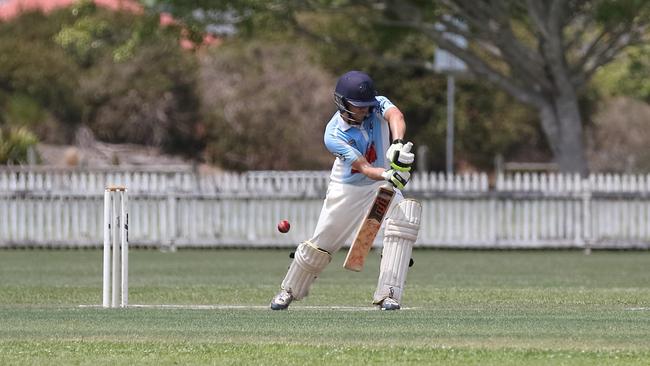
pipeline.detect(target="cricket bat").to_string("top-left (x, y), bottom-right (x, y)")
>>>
top-left (343, 184), bottom-right (395, 272)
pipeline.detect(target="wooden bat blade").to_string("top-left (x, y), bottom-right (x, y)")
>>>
top-left (343, 220), bottom-right (382, 272)
top-left (343, 185), bottom-right (395, 272)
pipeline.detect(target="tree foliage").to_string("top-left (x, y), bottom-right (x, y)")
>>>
top-left (0, 11), bottom-right (82, 137)
top-left (0, 3), bottom-right (203, 157)
top-left (593, 44), bottom-right (650, 102)
top-left (199, 41), bottom-right (334, 170)
top-left (81, 40), bottom-right (202, 155)
top-left (148, 0), bottom-right (552, 171)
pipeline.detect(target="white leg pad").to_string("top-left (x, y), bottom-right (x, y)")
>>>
top-left (281, 241), bottom-right (332, 300)
top-left (373, 199), bottom-right (422, 304)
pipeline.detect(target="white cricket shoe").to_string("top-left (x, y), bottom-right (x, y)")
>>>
top-left (379, 297), bottom-right (401, 310)
top-left (270, 289), bottom-right (294, 310)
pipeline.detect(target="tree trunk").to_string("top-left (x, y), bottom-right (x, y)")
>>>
top-left (537, 95), bottom-right (588, 175)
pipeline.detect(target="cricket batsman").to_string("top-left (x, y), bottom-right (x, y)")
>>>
top-left (270, 71), bottom-right (422, 310)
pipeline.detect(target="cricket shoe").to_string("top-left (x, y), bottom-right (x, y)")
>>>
top-left (270, 289), bottom-right (294, 310)
top-left (379, 297), bottom-right (401, 311)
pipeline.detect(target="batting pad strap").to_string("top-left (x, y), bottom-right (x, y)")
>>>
top-left (295, 241), bottom-right (331, 273)
top-left (281, 241), bottom-right (332, 300)
top-left (383, 198), bottom-right (421, 241)
top-left (390, 199), bottom-right (422, 226)
top-left (384, 221), bottom-right (419, 241)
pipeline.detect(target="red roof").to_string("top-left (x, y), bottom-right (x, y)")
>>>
top-left (0, 0), bottom-right (221, 49)
top-left (0, 0), bottom-right (142, 21)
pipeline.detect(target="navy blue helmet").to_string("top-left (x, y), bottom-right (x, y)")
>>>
top-left (334, 71), bottom-right (378, 118)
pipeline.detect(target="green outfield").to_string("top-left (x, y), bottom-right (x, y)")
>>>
top-left (0, 249), bottom-right (649, 365)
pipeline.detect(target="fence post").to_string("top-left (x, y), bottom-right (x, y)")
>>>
top-left (582, 177), bottom-right (592, 255)
top-left (166, 193), bottom-right (177, 251)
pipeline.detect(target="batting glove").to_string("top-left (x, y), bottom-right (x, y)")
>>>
top-left (382, 169), bottom-right (411, 190)
top-left (386, 141), bottom-right (415, 172)
top-left (386, 139), bottom-right (404, 164)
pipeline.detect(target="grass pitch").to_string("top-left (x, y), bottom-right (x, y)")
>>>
top-left (0, 249), bottom-right (649, 365)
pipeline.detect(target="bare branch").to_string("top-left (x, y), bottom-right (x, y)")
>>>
top-left (526, 0), bottom-right (550, 39)
top-left (549, 0), bottom-right (569, 29)
top-left (573, 31), bottom-right (645, 89)
top-left (572, 24), bottom-right (624, 75)
top-left (288, 15), bottom-right (433, 72)
top-left (436, 2), bottom-right (551, 91)
top-left (565, 15), bottom-right (602, 56)
top-left (423, 26), bottom-right (544, 107)
top-left (387, 1), bottom-right (551, 97)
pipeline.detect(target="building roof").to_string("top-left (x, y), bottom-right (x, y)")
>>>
top-left (0, 0), bottom-right (221, 49)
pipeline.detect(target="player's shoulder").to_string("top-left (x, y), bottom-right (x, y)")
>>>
top-left (375, 95), bottom-right (391, 104)
top-left (325, 112), bottom-right (343, 132)
top-left (326, 111), bottom-right (340, 124)
top-left (375, 96), bottom-right (397, 115)
top-left (324, 113), bottom-right (349, 141)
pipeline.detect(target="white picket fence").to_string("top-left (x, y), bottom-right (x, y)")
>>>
top-left (1, 167), bottom-right (649, 249)
top-left (0, 167), bottom-right (488, 195)
top-left (0, 167), bottom-right (332, 195)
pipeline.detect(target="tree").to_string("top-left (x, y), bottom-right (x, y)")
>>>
top-left (378, 0), bottom-right (650, 174)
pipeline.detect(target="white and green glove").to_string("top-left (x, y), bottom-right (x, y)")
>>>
top-left (386, 139), bottom-right (404, 165)
top-left (386, 140), bottom-right (415, 172)
top-left (382, 169), bottom-right (411, 190)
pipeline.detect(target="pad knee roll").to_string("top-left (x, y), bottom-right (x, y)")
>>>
top-left (374, 199), bottom-right (422, 304)
top-left (281, 241), bottom-right (331, 300)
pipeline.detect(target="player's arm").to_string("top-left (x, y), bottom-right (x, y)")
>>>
top-left (352, 156), bottom-right (386, 181)
top-left (384, 106), bottom-right (406, 142)
top-left (384, 106), bottom-right (415, 173)
top-left (352, 153), bottom-right (411, 190)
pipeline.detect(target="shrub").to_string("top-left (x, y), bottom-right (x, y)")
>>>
top-left (0, 127), bottom-right (39, 164)
top-left (199, 41), bottom-right (335, 170)
top-left (587, 97), bottom-right (650, 172)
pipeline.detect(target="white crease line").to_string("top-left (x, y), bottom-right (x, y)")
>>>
top-left (79, 304), bottom-right (418, 311)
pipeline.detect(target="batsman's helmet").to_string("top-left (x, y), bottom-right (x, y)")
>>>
top-left (334, 71), bottom-right (378, 115)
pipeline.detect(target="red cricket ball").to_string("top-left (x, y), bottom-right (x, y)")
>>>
top-left (277, 219), bottom-right (290, 233)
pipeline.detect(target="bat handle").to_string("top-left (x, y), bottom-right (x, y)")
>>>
top-left (381, 181), bottom-right (395, 190)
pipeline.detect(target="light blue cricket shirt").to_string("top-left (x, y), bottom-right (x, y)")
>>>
top-left (323, 96), bottom-right (397, 185)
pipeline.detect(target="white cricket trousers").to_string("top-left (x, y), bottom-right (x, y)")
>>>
top-left (309, 180), bottom-right (403, 254)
